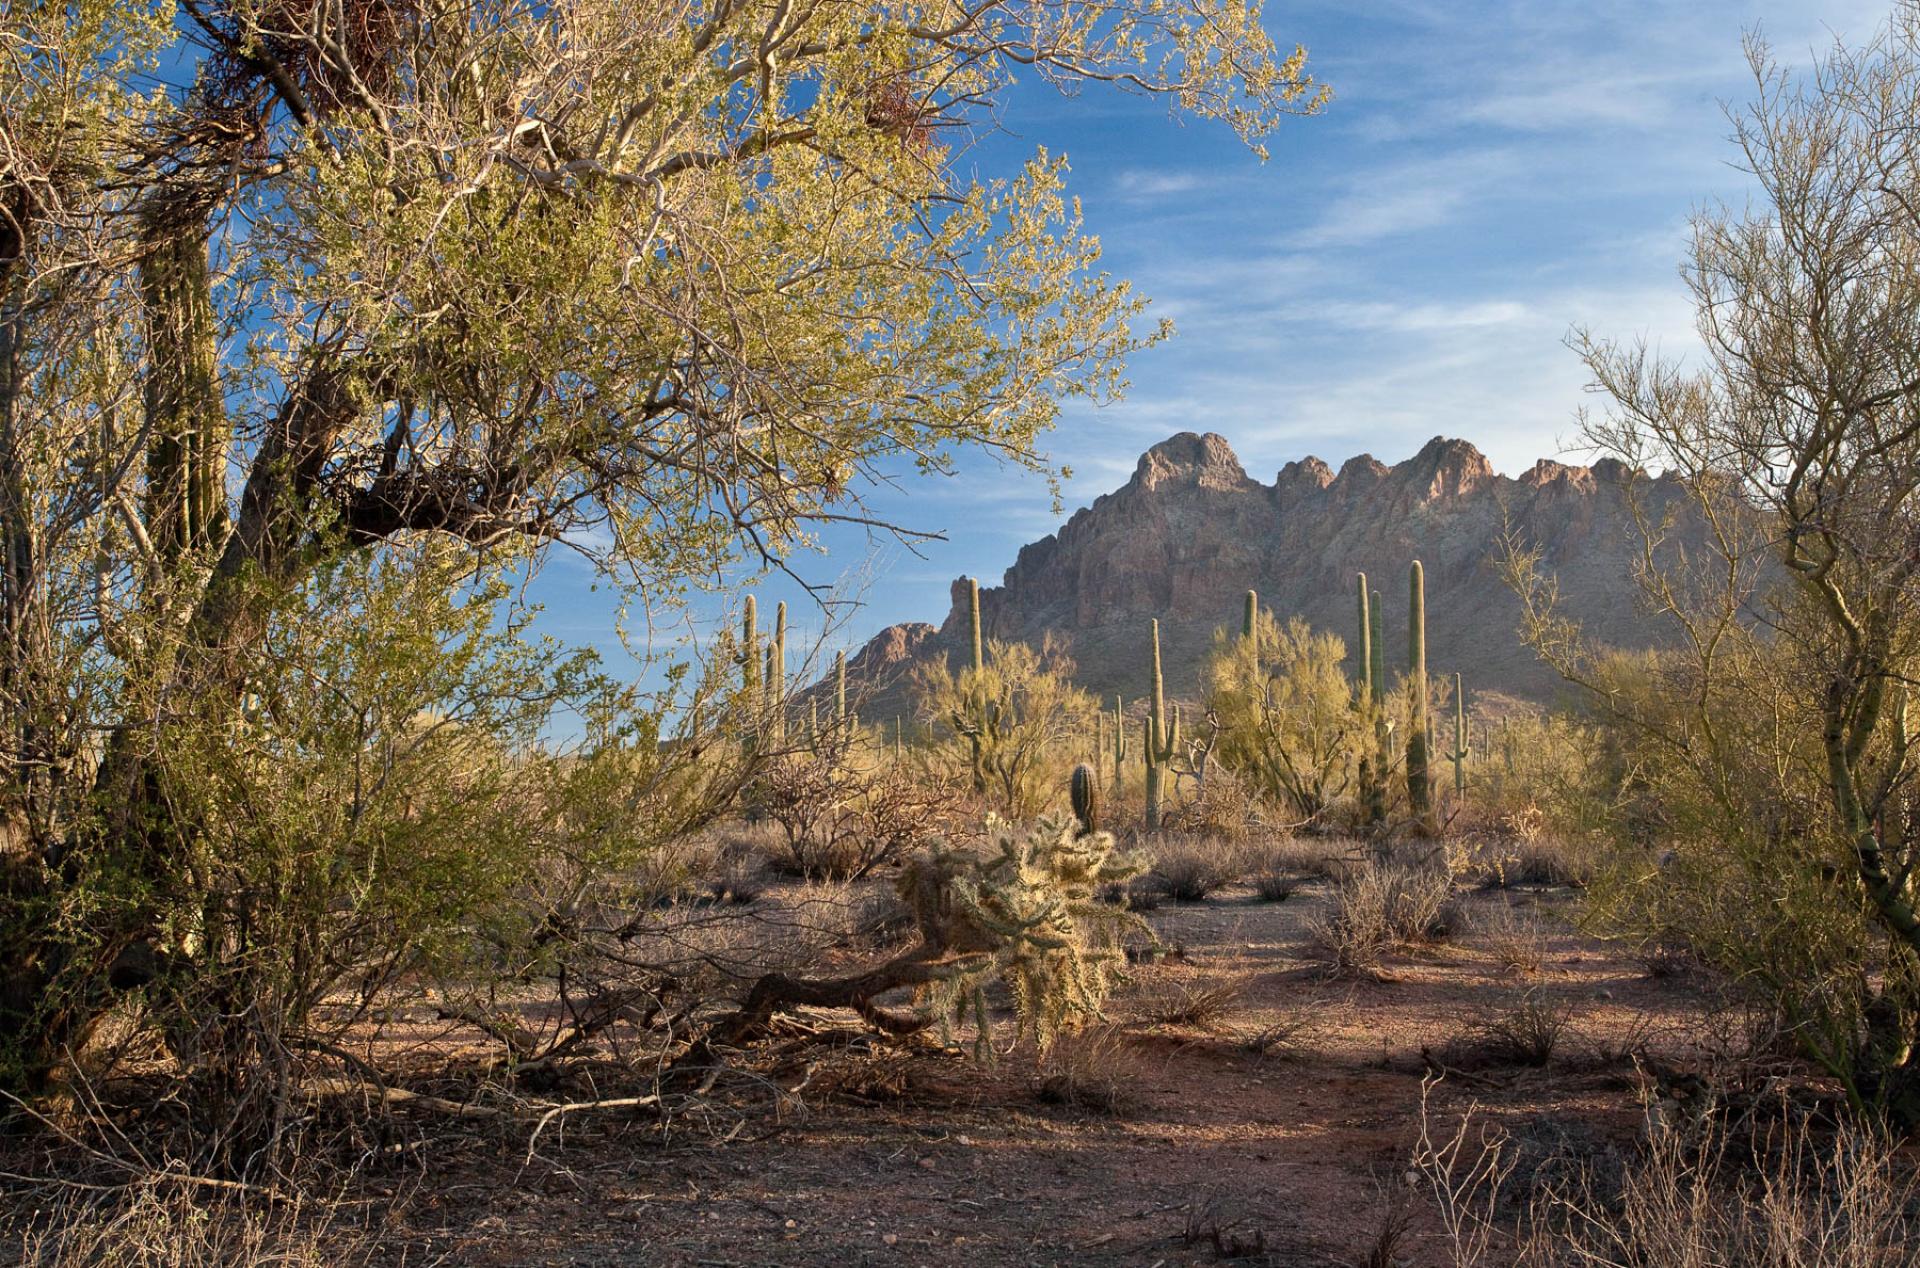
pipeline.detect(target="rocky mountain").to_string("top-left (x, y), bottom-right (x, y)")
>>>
top-left (838, 432), bottom-right (1695, 718)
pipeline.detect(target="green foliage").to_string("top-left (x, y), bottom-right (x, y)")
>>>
top-left (1207, 611), bottom-right (1360, 823)
top-left (915, 635), bottom-right (1095, 818)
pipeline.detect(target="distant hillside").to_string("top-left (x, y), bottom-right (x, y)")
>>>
top-left (833, 432), bottom-right (1700, 720)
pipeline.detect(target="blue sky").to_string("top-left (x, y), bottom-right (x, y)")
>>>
top-left (533, 0), bottom-right (1892, 688)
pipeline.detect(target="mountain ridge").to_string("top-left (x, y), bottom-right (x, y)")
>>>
top-left (835, 432), bottom-right (1687, 720)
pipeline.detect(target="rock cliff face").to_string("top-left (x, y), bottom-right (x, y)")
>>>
top-left (840, 432), bottom-right (1692, 716)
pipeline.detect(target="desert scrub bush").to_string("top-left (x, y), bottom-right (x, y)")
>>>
top-left (1206, 612), bottom-right (1362, 824)
top-left (1516, 1112), bottom-right (1918, 1266)
top-left (1470, 837), bottom-right (1594, 890)
top-left (1251, 870), bottom-right (1299, 902)
top-left (1314, 858), bottom-right (1458, 973)
top-left (760, 743), bottom-right (963, 880)
top-left (912, 634), bottom-right (1097, 817)
top-left (1474, 901), bottom-right (1549, 974)
top-left (1160, 765), bottom-right (1265, 840)
top-left (1442, 994), bottom-right (1577, 1069)
top-left (1146, 833), bottom-right (1252, 901)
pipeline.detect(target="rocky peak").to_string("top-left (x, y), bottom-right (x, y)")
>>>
top-left (1394, 436), bottom-right (1495, 501)
top-left (1129, 431), bottom-right (1255, 493)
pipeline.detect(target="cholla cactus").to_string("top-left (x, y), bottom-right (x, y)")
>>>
top-left (1143, 619), bottom-right (1181, 832)
top-left (899, 812), bottom-right (1146, 1055)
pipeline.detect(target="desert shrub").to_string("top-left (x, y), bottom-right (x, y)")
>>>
top-left (912, 635), bottom-right (1096, 817)
top-left (1467, 699), bottom-right (1627, 847)
top-left (760, 744), bottom-right (962, 880)
top-left (1238, 1007), bottom-right (1323, 1062)
top-left (1444, 994), bottom-right (1577, 1069)
top-left (1314, 858), bottom-right (1457, 973)
top-left (1517, 1114), bottom-right (1918, 1266)
top-left (1475, 901), bottom-right (1549, 974)
top-left (1160, 765), bottom-right (1261, 839)
top-left (1146, 833), bottom-right (1250, 901)
top-left (1206, 613), bottom-right (1361, 824)
top-left (1470, 836), bottom-right (1593, 890)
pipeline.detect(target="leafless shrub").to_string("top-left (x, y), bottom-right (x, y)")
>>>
top-left (1410, 1080), bottom-right (1517, 1268)
top-left (1476, 901), bottom-right (1548, 974)
top-left (761, 752), bottom-right (962, 880)
top-left (1313, 858), bottom-right (1458, 973)
top-left (1445, 994), bottom-right (1577, 1069)
top-left (1, 1176), bottom-right (367, 1268)
top-left (1635, 940), bottom-right (1695, 980)
top-left (1251, 870), bottom-right (1300, 902)
top-left (1162, 768), bottom-right (1261, 840)
top-left (1360, 1179), bottom-right (1415, 1268)
top-left (1263, 834), bottom-right (1346, 878)
top-left (1517, 1111), bottom-right (1919, 1266)
top-left (1147, 834), bottom-right (1252, 902)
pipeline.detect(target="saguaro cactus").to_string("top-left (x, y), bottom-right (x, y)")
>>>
top-left (1143, 620), bottom-right (1181, 832)
top-left (771, 600), bottom-right (788, 743)
top-left (1446, 671), bottom-right (1469, 798)
top-left (834, 649), bottom-right (848, 735)
top-left (1365, 580), bottom-right (1391, 826)
top-left (1355, 575), bottom-right (1380, 824)
top-left (1071, 763), bottom-right (1100, 838)
top-left (741, 596), bottom-right (759, 697)
top-left (961, 576), bottom-right (987, 792)
top-left (1406, 561), bottom-right (1435, 834)
top-left (1243, 589), bottom-right (1259, 641)
top-left (1110, 694), bottom-right (1129, 793)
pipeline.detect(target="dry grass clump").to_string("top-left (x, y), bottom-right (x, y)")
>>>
top-left (1439, 993), bottom-right (1577, 1070)
top-left (1237, 1006), bottom-right (1323, 1063)
top-left (1313, 858), bottom-right (1458, 974)
top-left (1031, 1024), bottom-right (1137, 1115)
top-left (2, 1179), bottom-right (366, 1268)
top-left (1146, 834), bottom-right (1252, 902)
top-left (1263, 834), bottom-right (1346, 879)
top-left (1250, 870), bottom-right (1300, 902)
top-left (1133, 976), bottom-right (1246, 1032)
top-left (1515, 1114), bottom-right (1919, 1267)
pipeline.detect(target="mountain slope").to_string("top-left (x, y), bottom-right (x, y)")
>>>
top-left (840, 432), bottom-right (1693, 718)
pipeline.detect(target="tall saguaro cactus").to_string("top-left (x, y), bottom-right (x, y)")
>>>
top-left (1355, 575), bottom-right (1378, 824)
top-left (770, 600), bottom-right (788, 744)
top-left (140, 212), bottom-right (229, 567)
top-left (1143, 619), bottom-right (1181, 832)
top-left (1110, 694), bottom-right (1129, 793)
top-left (834, 649), bottom-right (848, 735)
top-left (1361, 578), bottom-right (1390, 826)
top-left (1406, 561), bottom-right (1435, 833)
top-left (1243, 589), bottom-right (1259, 641)
top-left (961, 576), bottom-right (987, 792)
top-left (742, 596), bottom-right (760, 697)
top-left (1446, 671), bottom-right (1470, 799)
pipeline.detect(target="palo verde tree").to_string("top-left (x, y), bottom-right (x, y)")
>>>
top-left (0, 1), bottom-right (1325, 1097)
top-left (1507, 7), bottom-right (1920, 1128)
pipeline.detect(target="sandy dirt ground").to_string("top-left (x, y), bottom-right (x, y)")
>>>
top-left (347, 876), bottom-right (1738, 1268)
